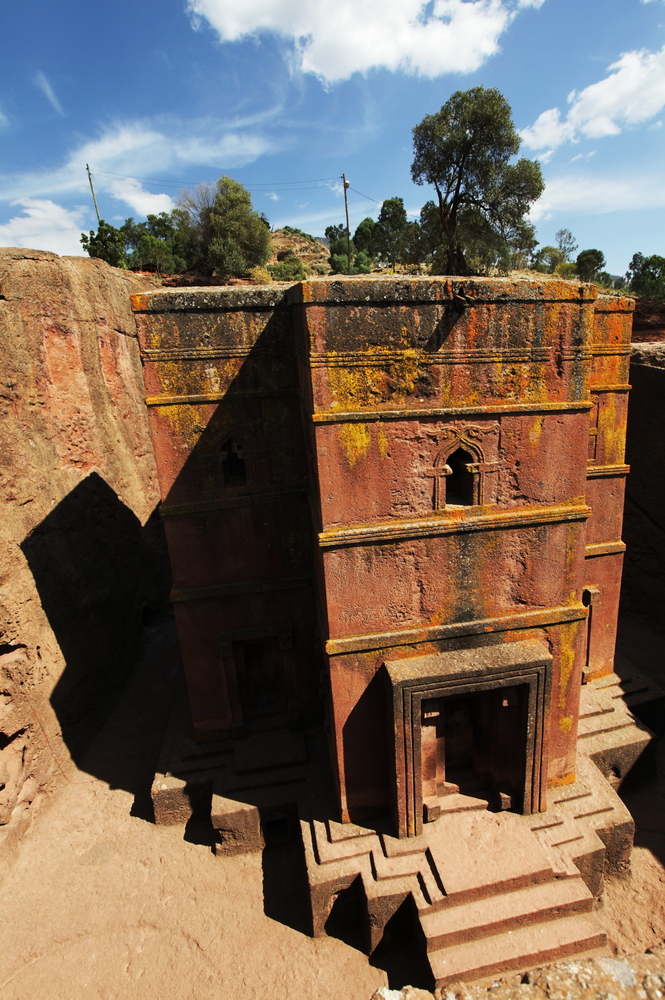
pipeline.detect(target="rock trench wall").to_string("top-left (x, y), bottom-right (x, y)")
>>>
top-left (0, 248), bottom-right (169, 875)
top-left (621, 342), bottom-right (665, 638)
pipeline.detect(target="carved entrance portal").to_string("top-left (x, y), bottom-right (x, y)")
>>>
top-left (386, 638), bottom-right (552, 837)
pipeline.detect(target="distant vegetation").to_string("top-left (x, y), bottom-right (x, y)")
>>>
top-left (81, 175), bottom-right (271, 278)
top-left (79, 91), bottom-right (665, 298)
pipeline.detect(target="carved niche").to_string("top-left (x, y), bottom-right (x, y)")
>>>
top-left (427, 422), bottom-right (501, 510)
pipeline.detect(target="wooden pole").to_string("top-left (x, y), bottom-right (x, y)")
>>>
top-left (86, 164), bottom-right (101, 224)
top-left (342, 174), bottom-right (351, 275)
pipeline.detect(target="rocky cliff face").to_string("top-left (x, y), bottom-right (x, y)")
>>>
top-left (0, 248), bottom-right (167, 874)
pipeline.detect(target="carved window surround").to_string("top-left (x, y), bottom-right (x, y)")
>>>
top-left (426, 422), bottom-right (502, 510)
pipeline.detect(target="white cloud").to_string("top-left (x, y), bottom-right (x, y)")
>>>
top-left (187, 0), bottom-right (540, 83)
top-left (106, 177), bottom-right (175, 216)
top-left (34, 71), bottom-right (64, 116)
top-left (0, 119), bottom-right (274, 218)
top-left (521, 45), bottom-right (665, 152)
top-left (0, 108), bottom-right (9, 131)
top-left (529, 172), bottom-right (665, 220)
top-left (0, 199), bottom-right (84, 255)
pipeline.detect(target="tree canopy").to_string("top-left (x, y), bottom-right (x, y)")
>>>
top-left (411, 86), bottom-right (544, 275)
top-left (325, 223), bottom-right (371, 274)
top-left (576, 249), bottom-right (606, 282)
top-left (373, 197), bottom-right (408, 268)
top-left (627, 253), bottom-right (665, 300)
top-left (80, 176), bottom-right (271, 278)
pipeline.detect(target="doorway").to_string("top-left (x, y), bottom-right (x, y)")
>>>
top-left (421, 685), bottom-right (528, 814)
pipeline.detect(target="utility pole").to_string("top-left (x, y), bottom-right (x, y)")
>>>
top-left (86, 163), bottom-right (101, 225)
top-left (342, 174), bottom-right (351, 275)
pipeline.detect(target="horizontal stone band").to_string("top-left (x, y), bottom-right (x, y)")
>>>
top-left (312, 401), bottom-right (592, 424)
top-left (319, 503), bottom-right (591, 549)
top-left (325, 603), bottom-right (587, 656)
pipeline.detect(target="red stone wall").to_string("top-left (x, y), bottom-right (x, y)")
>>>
top-left (0, 249), bottom-right (162, 874)
top-left (133, 276), bottom-right (632, 834)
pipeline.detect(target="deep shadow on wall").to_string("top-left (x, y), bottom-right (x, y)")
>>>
top-left (21, 472), bottom-right (172, 757)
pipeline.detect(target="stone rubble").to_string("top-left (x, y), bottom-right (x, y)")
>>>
top-left (371, 943), bottom-right (665, 1000)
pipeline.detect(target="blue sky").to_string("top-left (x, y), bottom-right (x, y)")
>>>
top-left (1, 0), bottom-right (664, 273)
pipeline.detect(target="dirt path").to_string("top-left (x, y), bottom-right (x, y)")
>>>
top-left (0, 619), bottom-right (386, 1000)
top-left (1, 616), bottom-right (663, 1000)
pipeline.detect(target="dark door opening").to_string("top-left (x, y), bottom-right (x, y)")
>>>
top-left (235, 638), bottom-right (287, 725)
top-left (421, 685), bottom-right (528, 813)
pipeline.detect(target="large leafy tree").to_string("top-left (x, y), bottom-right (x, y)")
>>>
top-left (80, 220), bottom-right (127, 268)
top-left (81, 176), bottom-right (270, 279)
top-left (576, 249), bottom-right (606, 282)
top-left (198, 176), bottom-right (272, 278)
top-left (373, 197), bottom-right (408, 268)
top-left (411, 86), bottom-right (544, 275)
top-left (627, 253), bottom-right (665, 299)
top-left (325, 223), bottom-right (372, 274)
top-left (353, 217), bottom-right (377, 257)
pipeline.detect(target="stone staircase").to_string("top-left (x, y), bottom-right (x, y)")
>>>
top-left (577, 659), bottom-right (663, 789)
top-left (151, 663), bottom-right (660, 988)
top-left (300, 785), bottom-right (610, 988)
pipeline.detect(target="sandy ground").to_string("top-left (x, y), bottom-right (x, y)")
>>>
top-left (0, 615), bottom-right (663, 1000)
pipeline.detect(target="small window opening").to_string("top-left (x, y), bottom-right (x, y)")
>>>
top-left (446, 448), bottom-right (474, 506)
top-left (221, 440), bottom-right (246, 486)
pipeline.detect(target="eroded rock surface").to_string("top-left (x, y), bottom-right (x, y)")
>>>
top-left (0, 248), bottom-right (167, 874)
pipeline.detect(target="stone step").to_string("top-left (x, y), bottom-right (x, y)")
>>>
top-left (428, 913), bottom-right (607, 987)
top-left (420, 876), bottom-right (594, 951)
top-left (425, 809), bottom-right (555, 905)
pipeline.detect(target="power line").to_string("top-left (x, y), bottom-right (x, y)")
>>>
top-left (349, 185), bottom-right (382, 205)
top-left (92, 169), bottom-right (340, 190)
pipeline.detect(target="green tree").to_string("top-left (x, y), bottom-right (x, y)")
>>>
top-left (120, 212), bottom-right (195, 274)
top-left (373, 197), bottom-right (408, 268)
top-left (576, 249), bottom-right (606, 282)
top-left (411, 86), bottom-right (544, 275)
top-left (326, 224), bottom-right (372, 274)
top-left (626, 253), bottom-right (665, 299)
top-left (80, 220), bottom-right (127, 268)
top-left (556, 228), bottom-right (578, 262)
top-left (535, 246), bottom-right (565, 274)
top-left (325, 224), bottom-right (347, 246)
top-left (353, 217), bottom-right (377, 257)
top-left (198, 176), bottom-right (272, 278)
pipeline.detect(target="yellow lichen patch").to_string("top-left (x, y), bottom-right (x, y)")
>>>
top-left (158, 403), bottom-right (208, 446)
top-left (558, 628), bottom-right (577, 708)
top-left (338, 422), bottom-right (371, 468)
top-left (528, 416), bottom-right (544, 447)
top-left (548, 771), bottom-right (577, 788)
top-left (377, 423), bottom-right (389, 461)
top-left (559, 715), bottom-right (573, 734)
top-left (324, 342), bottom-right (430, 411)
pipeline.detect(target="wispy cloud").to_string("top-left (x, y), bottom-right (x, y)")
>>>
top-left (34, 71), bottom-right (64, 116)
top-left (0, 198), bottom-right (84, 255)
top-left (187, 0), bottom-right (545, 84)
top-left (521, 45), bottom-right (665, 154)
top-left (529, 171), bottom-right (665, 220)
top-left (0, 118), bottom-right (275, 210)
top-left (0, 107), bottom-right (9, 131)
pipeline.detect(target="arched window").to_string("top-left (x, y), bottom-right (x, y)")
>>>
top-left (220, 440), bottom-right (246, 487)
top-left (445, 448), bottom-right (474, 506)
